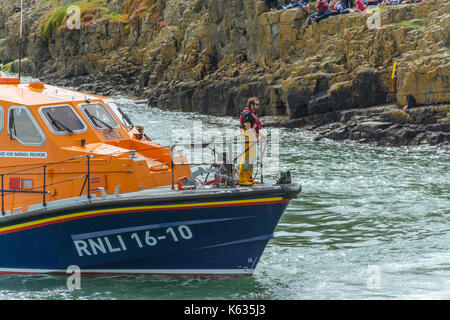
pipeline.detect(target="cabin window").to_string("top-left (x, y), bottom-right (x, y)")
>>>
top-left (106, 102), bottom-right (134, 129)
top-left (0, 107), bottom-right (3, 133)
top-left (8, 106), bottom-right (45, 146)
top-left (40, 105), bottom-right (86, 135)
top-left (79, 103), bottom-right (119, 131)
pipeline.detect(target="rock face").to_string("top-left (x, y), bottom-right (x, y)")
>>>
top-left (0, 0), bottom-right (448, 146)
top-left (319, 105), bottom-right (450, 146)
top-left (264, 104), bottom-right (450, 146)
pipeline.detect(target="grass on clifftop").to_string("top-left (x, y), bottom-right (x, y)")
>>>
top-left (41, 0), bottom-right (164, 41)
top-left (393, 20), bottom-right (425, 29)
top-left (41, 3), bottom-right (69, 41)
top-left (41, 0), bottom-right (119, 41)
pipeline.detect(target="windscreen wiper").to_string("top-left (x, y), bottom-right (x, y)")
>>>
top-left (8, 111), bottom-right (16, 139)
top-left (47, 112), bottom-right (74, 135)
top-left (117, 106), bottom-right (134, 129)
top-left (84, 109), bottom-right (113, 131)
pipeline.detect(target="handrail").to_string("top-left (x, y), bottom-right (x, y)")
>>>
top-left (169, 135), bottom-right (270, 189)
top-left (0, 153), bottom-right (133, 216)
top-left (2, 154), bottom-right (89, 176)
top-left (87, 155), bottom-right (91, 200)
top-left (0, 145), bottom-right (172, 176)
top-left (43, 164), bottom-right (46, 207)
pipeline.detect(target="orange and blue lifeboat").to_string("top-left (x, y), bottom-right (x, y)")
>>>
top-left (0, 77), bottom-right (300, 276)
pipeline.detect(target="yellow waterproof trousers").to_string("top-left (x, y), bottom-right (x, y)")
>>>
top-left (239, 129), bottom-right (258, 185)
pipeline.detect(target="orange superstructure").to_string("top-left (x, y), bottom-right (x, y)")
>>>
top-left (0, 78), bottom-right (190, 214)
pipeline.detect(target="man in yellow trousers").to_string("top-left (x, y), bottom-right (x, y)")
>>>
top-left (239, 97), bottom-right (262, 185)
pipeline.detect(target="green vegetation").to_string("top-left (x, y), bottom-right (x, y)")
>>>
top-left (353, 23), bottom-right (367, 29)
top-left (1, 62), bottom-right (13, 73)
top-left (121, 0), bottom-right (163, 24)
top-left (40, 0), bottom-right (164, 41)
top-left (104, 11), bottom-right (123, 20)
top-left (432, 48), bottom-right (450, 58)
top-left (393, 20), bottom-right (425, 29)
top-left (41, 3), bottom-right (71, 41)
top-left (123, 0), bottom-right (159, 19)
top-left (40, 0), bottom-right (125, 41)
top-left (0, 58), bottom-right (29, 73)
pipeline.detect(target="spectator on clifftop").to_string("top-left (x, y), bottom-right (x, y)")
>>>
top-left (342, 0), bottom-right (354, 8)
top-left (365, 0), bottom-right (381, 7)
top-left (303, 0), bottom-right (329, 28)
top-left (313, 0), bottom-right (352, 24)
top-left (354, 0), bottom-right (366, 10)
top-left (281, 0), bottom-right (297, 9)
top-left (282, 0), bottom-right (311, 14)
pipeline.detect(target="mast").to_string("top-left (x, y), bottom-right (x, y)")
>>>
top-left (18, 0), bottom-right (23, 82)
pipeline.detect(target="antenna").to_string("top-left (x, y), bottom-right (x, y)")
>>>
top-left (18, 0), bottom-right (23, 82)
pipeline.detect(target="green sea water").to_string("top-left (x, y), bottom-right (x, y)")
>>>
top-left (0, 98), bottom-right (449, 300)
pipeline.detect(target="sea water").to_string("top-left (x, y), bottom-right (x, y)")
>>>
top-left (0, 97), bottom-right (449, 300)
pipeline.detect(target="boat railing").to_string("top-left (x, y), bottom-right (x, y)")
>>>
top-left (0, 144), bottom-right (175, 215)
top-left (169, 133), bottom-right (270, 189)
top-left (0, 153), bottom-right (133, 216)
top-left (1, 155), bottom-right (84, 215)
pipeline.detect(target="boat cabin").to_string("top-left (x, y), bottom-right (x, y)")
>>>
top-left (0, 77), bottom-right (190, 215)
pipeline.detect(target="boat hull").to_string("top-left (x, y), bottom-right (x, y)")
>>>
top-left (0, 184), bottom-right (299, 276)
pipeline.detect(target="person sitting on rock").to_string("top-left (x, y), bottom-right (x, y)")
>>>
top-left (314, 0), bottom-right (339, 23)
top-left (303, 0), bottom-right (328, 28)
top-left (333, 0), bottom-right (353, 13)
top-left (266, 0), bottom-right (281, 10)
top-left (297, 0), bottom-right (312, 14)
top-left (342, 0), bottom-right (354, 8)
top-left (365, 0), bottom-right (381, 8)
top-left (281, 0), bottom-right (297, 9)
top-left (378, 0), bottom-right (401, 5)
top-left (311, 0), bottom-right (351, 24)
top-left (282, 0), bottom-right (311, 14)
top-left (354, 0), bottom-right (366, 10)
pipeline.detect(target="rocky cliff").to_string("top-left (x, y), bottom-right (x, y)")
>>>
top-left (0, 0), bottom-right (448, 145)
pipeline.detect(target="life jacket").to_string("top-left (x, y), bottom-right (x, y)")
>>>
top-left (240, 107), bottom-right (262, 135)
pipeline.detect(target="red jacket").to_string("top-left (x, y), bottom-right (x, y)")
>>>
top-left (316, 0), bottom-right (329, 13)
top-left (355, 0), bottom-right (365, 10)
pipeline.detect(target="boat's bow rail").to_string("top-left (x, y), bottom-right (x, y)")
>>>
top-left (169, 132), bottom-right (277, 190)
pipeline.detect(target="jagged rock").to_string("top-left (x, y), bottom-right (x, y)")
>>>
top-left (356, 121), bottom-right (392, 133)
top-left (380, 110), bottom-right (411, 124)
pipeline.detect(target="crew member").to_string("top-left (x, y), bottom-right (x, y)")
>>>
top-left (239, 97), bottom-right (262, 185)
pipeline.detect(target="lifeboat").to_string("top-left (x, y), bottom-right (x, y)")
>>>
top-left (0, 77), bottom-right (301, 276)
